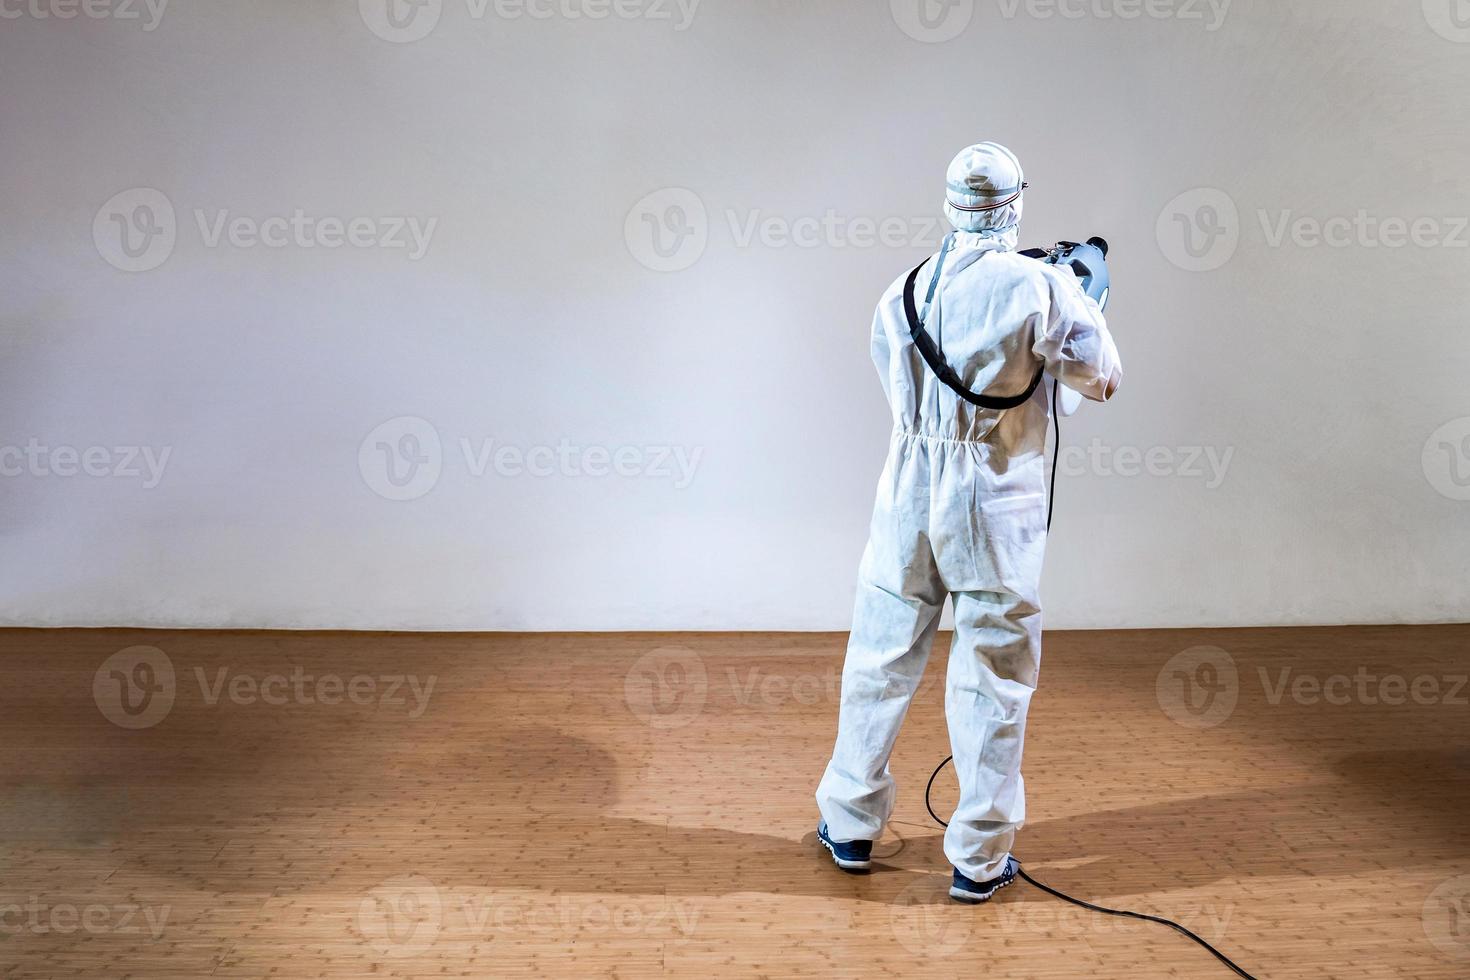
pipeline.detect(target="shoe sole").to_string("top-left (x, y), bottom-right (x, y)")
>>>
top-left (817, 835), bottom-right (872, 873)
top-left (948, 873), bottom-right (1016, 904)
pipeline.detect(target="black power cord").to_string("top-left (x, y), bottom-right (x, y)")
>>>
top-left (1048, 380), bottom-right (1062, 533)
top-left (919, 380), bottom-right (1262, 980)
top-left (924, 756), bottom-right (1260, 979)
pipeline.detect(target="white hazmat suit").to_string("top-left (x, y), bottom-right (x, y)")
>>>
top-left (816, 143), bottom-right (1122, 882)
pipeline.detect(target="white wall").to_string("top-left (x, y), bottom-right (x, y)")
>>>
top-left (1, 0), bottom-right (1467, 631)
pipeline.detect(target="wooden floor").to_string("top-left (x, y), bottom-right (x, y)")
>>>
top-left (2, 626), bottom-right (1468, 978)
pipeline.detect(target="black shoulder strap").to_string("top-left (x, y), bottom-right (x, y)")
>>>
top-left (902, 259), bottom-right (1045, 411)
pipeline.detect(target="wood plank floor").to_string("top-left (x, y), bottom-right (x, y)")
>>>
top-left (2, 626), bottom-right (1468, 978)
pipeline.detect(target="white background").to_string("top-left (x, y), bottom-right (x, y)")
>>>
top-left (1, 0), bottom-right (1467, 630)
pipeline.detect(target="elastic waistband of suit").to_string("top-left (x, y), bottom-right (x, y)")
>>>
top-left (894, 429), bottom-right (992, 446)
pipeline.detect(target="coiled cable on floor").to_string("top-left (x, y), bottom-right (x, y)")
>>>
top-left (924, 758), bottom-right (1260, 976)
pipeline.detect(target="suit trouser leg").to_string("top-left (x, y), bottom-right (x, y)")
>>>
top-left (815, 542), bottom-right (945, 843)
top-left (942, 588), bottom-right (1042, 881)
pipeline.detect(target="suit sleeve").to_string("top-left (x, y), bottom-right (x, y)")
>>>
top-left (1032, 265), bottom-right (1123, 402)
top-left (871, 304), bottom-right (891, 390)
top-left (871, 278), bottom-right (906, 406)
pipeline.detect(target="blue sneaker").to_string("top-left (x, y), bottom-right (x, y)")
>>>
top-left (950, 856), bottom-right (1020, 904)
top-left (817, 822), bottom-right (873, 872)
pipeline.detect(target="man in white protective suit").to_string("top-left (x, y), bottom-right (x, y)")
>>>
top-left (814, 141), bottom-right (1123, 904)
